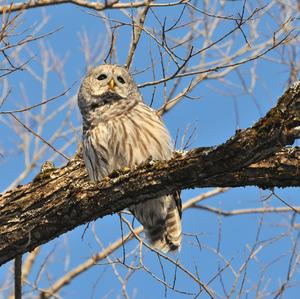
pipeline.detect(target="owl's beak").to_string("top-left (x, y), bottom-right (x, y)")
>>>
top-left (108, 78), bottom-right (116, 90)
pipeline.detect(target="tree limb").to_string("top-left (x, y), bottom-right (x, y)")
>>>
top-left (0, 81), bottom-right (299, 266)
top-left (0, 0), bottom-right (186, 15)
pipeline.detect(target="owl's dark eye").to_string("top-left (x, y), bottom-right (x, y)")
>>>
top-left (117, 76), bottom-right (125, 84)
top-left (97, 74), bottom-right (107, 80)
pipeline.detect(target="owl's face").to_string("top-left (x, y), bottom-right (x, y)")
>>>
top-left (78, 64), bottom-right (142, 117)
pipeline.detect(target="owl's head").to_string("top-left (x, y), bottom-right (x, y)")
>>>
top-left (78, 64), bottom-right (142, 119)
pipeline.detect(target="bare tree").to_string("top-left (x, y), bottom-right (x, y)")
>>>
top-left (0, 1), bottom-right (300, 298)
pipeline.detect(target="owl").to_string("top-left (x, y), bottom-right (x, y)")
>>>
top-left (78, 64), bottom-right (182, 252)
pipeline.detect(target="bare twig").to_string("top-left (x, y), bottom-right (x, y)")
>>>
top-left (125, 1), bottom-right (151, 69)
top-left (0, 85), bottom-right (74, 115)
top-left (8, 113), bottom-right (70, 161)
top-left (14, 256), bottom-right (22, 299)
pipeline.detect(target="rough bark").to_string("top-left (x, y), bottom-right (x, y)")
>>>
top-left (0, 81), bottom-right (299, 266)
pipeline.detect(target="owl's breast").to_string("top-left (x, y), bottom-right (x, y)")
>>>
top-left (83, 103), bottom-right (172, 181)
top-left (109, 104), bottom-right (173, 166)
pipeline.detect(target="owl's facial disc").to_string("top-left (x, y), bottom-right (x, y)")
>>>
top-left (93, 67), bottom-right (129, 101)
top-left (89, 73), bottom-right (125, 109)
top-left (78, 64), bottom-right (141, 114)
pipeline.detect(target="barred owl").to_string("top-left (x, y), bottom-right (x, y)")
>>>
top-left (78, 64), bottom-right (182, 252)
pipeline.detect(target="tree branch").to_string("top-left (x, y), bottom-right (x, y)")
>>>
top-left (0, 81), bottom-right (299, 266)
top-left (0, 0), bottom-right (186, 15)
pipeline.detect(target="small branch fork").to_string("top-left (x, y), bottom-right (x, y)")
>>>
top-left (125, 1), bottom-right (151, 69)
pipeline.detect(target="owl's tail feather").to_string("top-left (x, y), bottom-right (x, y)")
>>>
top-left (146, 205), bottom-right (182, 253)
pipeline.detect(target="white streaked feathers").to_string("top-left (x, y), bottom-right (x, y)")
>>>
top-left (83, 103), bottom-right (171, 180)
top-left (78, 64), bottom-right (182, 252)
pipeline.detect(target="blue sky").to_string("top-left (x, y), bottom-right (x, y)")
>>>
top-left (0, 1), bottom-right (299, 298)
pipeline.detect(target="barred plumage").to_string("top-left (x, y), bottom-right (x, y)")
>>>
top-left (78, 64), bottom-right (182, 252)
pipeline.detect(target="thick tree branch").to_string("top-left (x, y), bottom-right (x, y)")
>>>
top-left (0, 81), bottom-right (299, 266)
